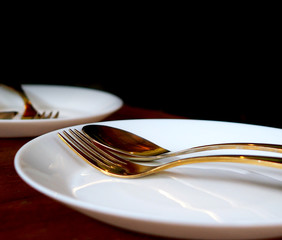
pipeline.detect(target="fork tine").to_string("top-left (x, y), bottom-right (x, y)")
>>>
top-left (59, 131), bottom-right (116, 172)
top-left (64, 129), bottom-right (138, 176)
top-left (71, 129), bottom-right (145, 175)
top-left (53, 111), bottom-right (59, 118)
top-left (72, 129), bottom-right (128, 167)
top-left (59, 130), bottom-right (139, 177)
top-left (45, 112), bottom-right (52, 119)
top-left (32, 111), bottom-right (60, 119)
top-left (68, 129), bottom-right (116, 166)
top-left (39, 112), bottom-right (46, 119)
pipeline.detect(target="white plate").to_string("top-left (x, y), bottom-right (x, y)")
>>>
top-left (0, 85), bottom-right (122, 137)
top-left (14, 119), bottom-right (282, 239)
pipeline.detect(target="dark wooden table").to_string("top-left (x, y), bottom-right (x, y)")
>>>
top-left (0, 105), bottom-right (281, 240)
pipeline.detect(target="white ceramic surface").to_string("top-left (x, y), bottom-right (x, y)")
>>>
top-left (0, 85), bottom-right (122, 137)
top-left (14, 119), bottom-right (282, 239)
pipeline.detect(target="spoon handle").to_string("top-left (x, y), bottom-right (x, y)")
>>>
top-left (5, 84), bottom-right (39, 118)
top-left (146, 154), bottom-right (282, 178)
top-left (173, 142), bottom-right (282, 155)
top-left (126, 142), bottom-right (282, 161)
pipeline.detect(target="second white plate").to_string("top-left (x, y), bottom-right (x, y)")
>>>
top-left (0, 85), bottom-right (122, 137)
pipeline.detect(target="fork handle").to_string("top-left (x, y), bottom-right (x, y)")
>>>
top-left (152, 155), bottom-right (282, 174)
top-left (115, 154), bottom-right (282, 178)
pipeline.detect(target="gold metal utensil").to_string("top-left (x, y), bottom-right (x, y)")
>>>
top-left (82, 125), bottom-right (282, 161)
top-left (58, 129), bottom-right (282, 179)
top-left (0, 111), bottom-right (18, 119)
top-left (1, 84), bottom-right (59, 119)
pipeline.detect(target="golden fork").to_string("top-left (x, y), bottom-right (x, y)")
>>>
top-left (1, 84), bottom-right (59, 119)
top-left (58, 129), bottom-right (282, 179)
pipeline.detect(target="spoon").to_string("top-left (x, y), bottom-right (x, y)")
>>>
top-left (82, 125), bottom-right (282, 161)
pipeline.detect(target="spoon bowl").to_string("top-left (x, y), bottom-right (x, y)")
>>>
top-left (82, 125), bottom-right (169, 156)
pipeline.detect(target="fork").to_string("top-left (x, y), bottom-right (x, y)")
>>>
top-left (58, 129), bottom-right (282, 178)
top-left (2, 84), bottom-right (59, 119)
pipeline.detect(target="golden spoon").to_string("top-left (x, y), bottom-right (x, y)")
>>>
top-left (82, 125), bottom-right (282, 162)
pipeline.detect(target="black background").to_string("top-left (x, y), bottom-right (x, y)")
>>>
top-left (2, 17), bottom-right (281, 129)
